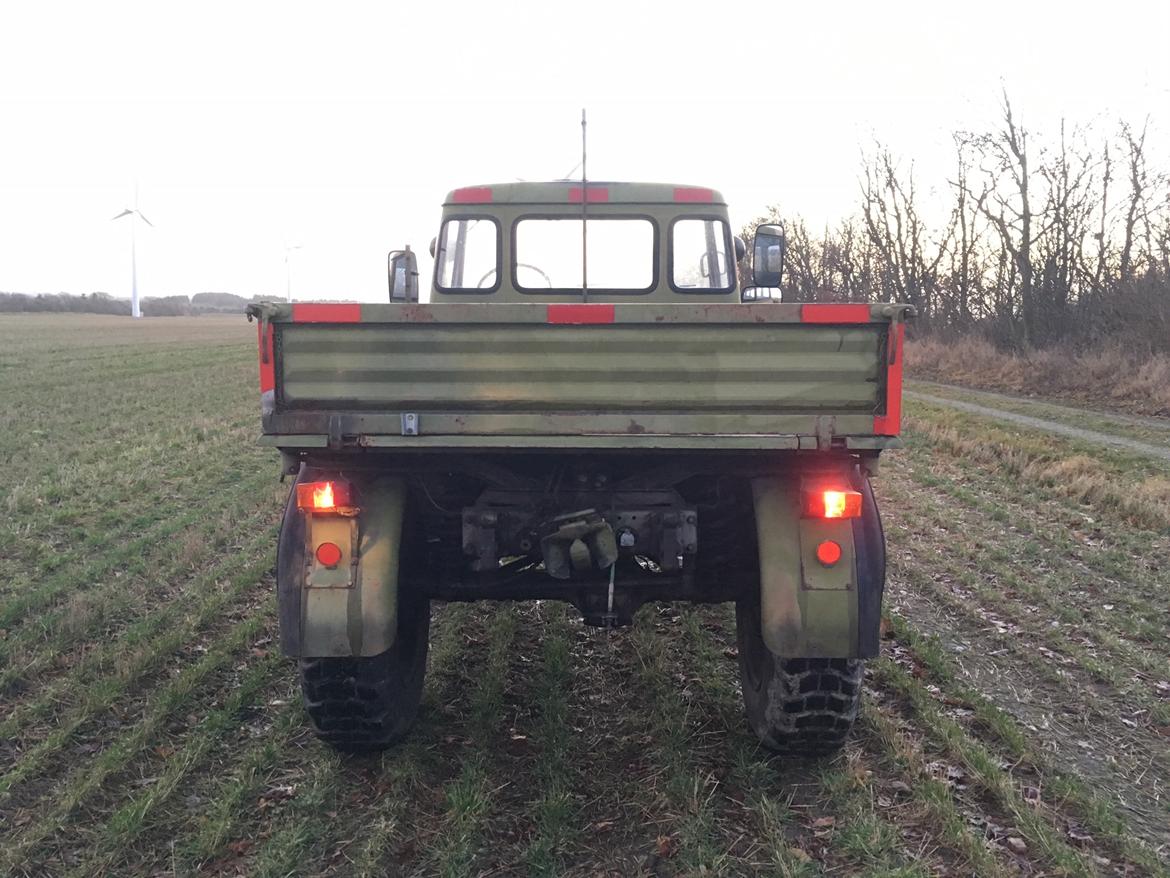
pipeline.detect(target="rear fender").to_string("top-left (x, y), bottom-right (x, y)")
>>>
top-left (276, 468), bottom-right (406, 657)
top-left (752, 470), bottom-right (880, 658)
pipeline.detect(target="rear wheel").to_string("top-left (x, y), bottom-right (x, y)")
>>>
top-left (299, 590), bottom-right (430, 751)
top-left (735, 596), bottom-right (862, 756)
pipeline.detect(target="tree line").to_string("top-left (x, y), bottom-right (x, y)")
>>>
top-left (0, 291), bottom-right (263, 317)
top-left (747, 91), bottom-right (1169, 352)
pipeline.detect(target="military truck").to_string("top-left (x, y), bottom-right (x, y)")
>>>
top-left (245, 182), bottom-right (912, 755)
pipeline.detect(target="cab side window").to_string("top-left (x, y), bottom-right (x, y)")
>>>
top-left (671, 218), bottom-right (733, 292)
top-left (436, 218), bottom-right (500, 291)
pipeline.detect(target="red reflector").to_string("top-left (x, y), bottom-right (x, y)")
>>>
top-left (296, 480), bottom-right (353, 512)
top-left (452, 186), bottom-right (492, 203)
top-left (816, 540), bottom-right (843, 566)
top-left (546, 303), bottom-right (615, 324)
top-left (874, 322), bottom-right (905, 436)
top-left (802, 489), bottom-right (862, 519)
top-left (800, 304), bottom-right (871, 324)
top-left (315, 541), bottom-right (343, 567)
top-left (292, 303), bottom-right (362, 323)
top-left (673, 186), bottom-right (714, 203)
top-left (568, 186), bottom-right (609, 203)
top-left (257, 322), bottom-right (275, 394)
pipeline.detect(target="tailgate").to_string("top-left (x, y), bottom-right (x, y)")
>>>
top-left (251, 302), bottom-right (910, 451)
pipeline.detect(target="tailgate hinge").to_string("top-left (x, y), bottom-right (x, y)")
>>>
top-left (401, 413), bottom-right (419, 436)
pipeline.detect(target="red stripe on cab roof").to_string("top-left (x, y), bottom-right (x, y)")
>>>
top-left (567, 187), bottom-right (609, 203)
top-left (673, 187), bottom-right (714, 202)
top-left (452, 187), bottom-right (493, 203)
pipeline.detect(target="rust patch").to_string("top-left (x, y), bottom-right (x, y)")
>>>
top-left (400, 305), bottom-right (437, 322)
top-left (626, 419), bottom-right (647, 434)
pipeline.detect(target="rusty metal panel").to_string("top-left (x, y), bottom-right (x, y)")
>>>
top-left (277, 323), bottom-right (883, 418)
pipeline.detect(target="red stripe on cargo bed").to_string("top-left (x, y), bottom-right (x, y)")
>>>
top-left (673, 187), bottom-right (714, 202)
top-left (873, 323), bottom-right (905, 435)
top-left (568, 186), bottom-right (609, 203)
top-left (801, 303), bottom-right (871, 323)
top-left (452, 186), bottom-right (492, 203)
top-left (546, 303), bottom-right (615, 324)
top-left (292, 303), bottom-right (362, 323)
top-left (257, 323), bottom-right (275, 394)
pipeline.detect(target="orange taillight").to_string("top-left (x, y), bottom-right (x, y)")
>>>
top-left (802, 488), bottom-right (862, 519)
top-left (296, 480), bottom-right (353, 512)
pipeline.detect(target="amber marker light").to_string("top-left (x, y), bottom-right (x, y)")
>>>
top-left (296, 480), bottom-right (353, 512)
top-left (816, 540), bottom-right (843, 566)
top-left (802, 488), bottom-right (862, 519)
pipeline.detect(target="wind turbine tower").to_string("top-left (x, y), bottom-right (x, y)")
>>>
top-left (285, 244), bottom-right (303, 303)
top-left (112, 187), bottom-right (153, 319)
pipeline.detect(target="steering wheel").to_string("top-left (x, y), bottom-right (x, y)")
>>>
top-left (477, 263), bottom-right (553, 288)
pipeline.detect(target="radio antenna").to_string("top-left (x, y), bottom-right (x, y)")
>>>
top-left (581, 108), bottom-right (588, 303)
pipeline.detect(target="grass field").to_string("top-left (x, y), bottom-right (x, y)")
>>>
top-left (1, 313), bottom-right (1168, 877)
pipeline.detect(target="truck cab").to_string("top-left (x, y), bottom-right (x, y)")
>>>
top-left (404, 182), bottom-right (743, 303)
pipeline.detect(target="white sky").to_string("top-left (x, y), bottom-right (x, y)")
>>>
top-left (1, 0), bottom-right (1167, 302)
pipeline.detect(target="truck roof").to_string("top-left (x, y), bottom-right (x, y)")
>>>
top-left (442, 181), bottom-right (727, 206)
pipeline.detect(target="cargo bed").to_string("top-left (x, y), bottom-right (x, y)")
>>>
top-left (247, 301), bottom-right (910, 452)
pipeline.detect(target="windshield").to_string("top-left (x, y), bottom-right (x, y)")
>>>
top-left (671, 218), bottom-right (733, 291)
top-left (513, 218), bottom-right (655, 291)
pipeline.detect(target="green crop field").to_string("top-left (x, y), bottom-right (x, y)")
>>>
top-left (1, 314), bottom-right (1167, 877)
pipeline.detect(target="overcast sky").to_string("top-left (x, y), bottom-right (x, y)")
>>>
top-left (1, 0), bottom-right (1166, 302)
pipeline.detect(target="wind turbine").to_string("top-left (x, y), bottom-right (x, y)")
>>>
top-left (112, 186), bottom-right (153, 318)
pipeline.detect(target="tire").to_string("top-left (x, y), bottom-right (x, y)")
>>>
top-left (299, 590), bottom-right (430, 751)
top-left (735, 595), bottom-right (862, 756)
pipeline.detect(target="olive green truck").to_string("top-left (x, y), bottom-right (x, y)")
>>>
top-left (245, 182), bottom-right (912, 755)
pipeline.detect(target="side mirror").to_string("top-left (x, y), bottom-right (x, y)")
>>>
top-left (388, 245), bottom-right (419, 302)
top-left (752, 224), bottom-right (786, 288)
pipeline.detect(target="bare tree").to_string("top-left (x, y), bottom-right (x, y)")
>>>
top-left (946, 135), bottom-right (988, 328)
top-left (1034, 120), bottom-right (1095, 338)
top-left (1119, 118), bottom-right (1150, 282)
top-left (859, 146), bottom-right (948, 321)
top-left (739, 90), bottom-right (1167, 352)
top-left (1088, 138), bottom-right (1113, 300)
top-left (970, 89), bottom-right (1044, 344)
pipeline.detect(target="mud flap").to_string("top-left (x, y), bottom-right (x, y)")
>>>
top-left (751, 477), bottom-right (859, 657)
top-left (279, 473), bottom-right (407, 658)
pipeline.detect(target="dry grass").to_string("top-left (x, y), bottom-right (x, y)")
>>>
top-left (908, 415), bottom-right (1170, 531)
top-left (908, 335), bottom-right (1170, 415)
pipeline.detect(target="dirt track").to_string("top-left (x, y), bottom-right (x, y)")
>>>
top-left (906, 385), bottom-right (1170, 462)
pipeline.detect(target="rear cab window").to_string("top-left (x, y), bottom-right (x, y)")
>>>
top-left (671, 217), bottom-right (734, 292)
top-left (513, 217), bottom-right (656, 293)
